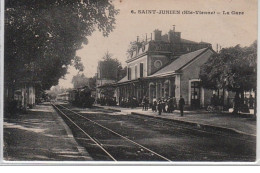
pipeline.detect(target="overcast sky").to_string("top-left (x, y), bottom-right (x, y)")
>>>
top-left (58, 0), bottom-right (257, 89)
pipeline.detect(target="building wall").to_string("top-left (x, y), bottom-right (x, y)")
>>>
top-left (148, 54), bottom-right (170, 75)
top-left (13, 84), bottom-right (36, 109)
top-left (180, 49), bottom-right (214, 107)
top-left (127, 55), bottom-right (148, 79)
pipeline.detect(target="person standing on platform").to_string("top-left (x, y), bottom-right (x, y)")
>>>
top-left (168, 97), bottom-right (173, 113)
top-left (249, 94), bottom-right (254, 109)
top-left (142, 96), bottom-right (146, 111)
top-left (162, 98), bottom-right (166, 113)
top-left (152, 99), bottom-right (157, 112)
top-left (172, 97), bottom-right (177, 112)
top-left (145, 96), bottom-right (149, 111)
top-left (157, 99), bottom-right (162, 115)
top-left (179, 95), bottom-right (185, 116)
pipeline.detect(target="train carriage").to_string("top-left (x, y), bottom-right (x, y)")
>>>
top-left (57, 92), bottom-right (69, 102)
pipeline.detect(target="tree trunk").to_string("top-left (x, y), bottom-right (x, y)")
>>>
top-left (222, 88), bottom-right (225, 107)
top-left (233, 91), bottom-right (240, 114)
top-left (240, 90), bottom-right (244, 106)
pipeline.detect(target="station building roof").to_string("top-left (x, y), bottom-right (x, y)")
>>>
top-left (117, 76), bottom-right (128, 84)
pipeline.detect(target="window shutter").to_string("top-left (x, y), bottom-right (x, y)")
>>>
top-left (128, 68), bottom-right (131, 80)
top-left (140, 63), bottom-right (143, 77)
top-left (135, 66), bottom-right (137, 79)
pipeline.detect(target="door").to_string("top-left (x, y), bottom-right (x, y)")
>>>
top-left (191, 81), bottom-right (201, 108)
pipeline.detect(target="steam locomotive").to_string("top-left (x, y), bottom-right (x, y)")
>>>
top-left (57, 86), bottom-right (95, 108)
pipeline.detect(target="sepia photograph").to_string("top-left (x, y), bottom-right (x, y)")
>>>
top-left (0, 0), bottom-right (258, 164)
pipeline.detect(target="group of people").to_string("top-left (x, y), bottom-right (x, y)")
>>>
top-left (141, 96), bottom-right (149, 111)
top-left (97, 97), bottom-right (117, 106)
top-left (244, 95), bottom-right (255, 109)
top-left (210, 94), bottom-right (224, 107)
top-left (142, 96), bottom-right (185, 116)
top-left (210, 93), bottom-right (255, 113)
top-left (233, 93), bottom-right (255, 113)
top-left (119, 96), bottom-right (139, 108)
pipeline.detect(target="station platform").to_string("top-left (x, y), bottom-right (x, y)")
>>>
top-left (3, 102), bottom-right (93, 161)
top-left (96, 105), bottom-right (257, 137)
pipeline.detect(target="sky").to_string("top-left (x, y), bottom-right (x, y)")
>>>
top-left (58, 0), bottom-right (258, 89)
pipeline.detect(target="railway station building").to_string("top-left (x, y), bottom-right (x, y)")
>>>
top-left (5, 80), bottom-right (37, 111)
top-left (98, 26), bottom-right (229, 108)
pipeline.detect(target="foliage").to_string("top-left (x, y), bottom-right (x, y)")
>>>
top-left (5, 0), bottom-right (119, 91)
top-left (126, 40), bottom-right (146, 58)
top-left (73, 56), bottom-right (85, 72)
top-left (200, 41), bottom-right (257, 93)
top-left (100, 86), bottom-right (115, 98)
top-left (99, 51), bottom-right (124, 81)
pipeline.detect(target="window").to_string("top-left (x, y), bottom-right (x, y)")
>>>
top-left (154, 60), bottom-right (162, 68)
top-left (140, 63), bottom-right (143, 77)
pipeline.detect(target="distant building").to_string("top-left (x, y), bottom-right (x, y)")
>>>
top-left (5, 80), bottom-right (37, 111)
top-left (96, 61), bottom-right (117, 99)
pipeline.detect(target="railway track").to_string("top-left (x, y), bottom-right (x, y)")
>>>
top-left (52, 103), bottom-right (172, 161)
top-left (64, 103), bottom-right (256, 144)
top-left (52, 103), bottom-right (256, 161)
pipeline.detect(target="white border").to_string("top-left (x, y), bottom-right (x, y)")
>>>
top-left (256, 0), bottom-right (260, 164)
top-left (0, 0), bottom-right (259, 166)
top-left (0, 0), bottom-right (5, 165)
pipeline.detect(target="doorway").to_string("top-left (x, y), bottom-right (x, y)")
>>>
top-left (190, 81), bottom-right (201, 108)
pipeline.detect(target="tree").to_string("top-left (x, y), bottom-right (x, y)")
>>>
top-left (126, 40), bottom-right (146, 58)
top-left (100, 86), bottom-right (115, 98)
top-left (73, 56), bottom-right (85, 72)
top-left (99, 51), bottom-right (124, 81)
top-left (200, 41), bottom-right (257, 113)
top-left (5, 0), bottom-right (119, 96)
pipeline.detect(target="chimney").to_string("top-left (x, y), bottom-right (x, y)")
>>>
top-left (154, 29), bottom-right (162, 41)
top-left (137, 36), bottom-right (139, 42)
top-left (168, 26), bottom-right (181, 43)
top-left (216, 44), bottom-right (219, 53)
